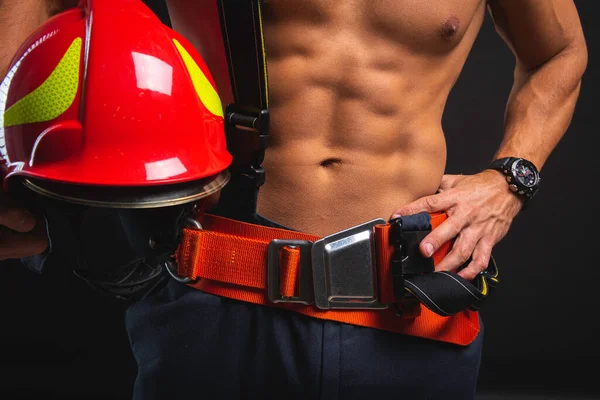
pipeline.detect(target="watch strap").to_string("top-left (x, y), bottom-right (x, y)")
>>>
top-left (488, 157), bottom-right (514, 171)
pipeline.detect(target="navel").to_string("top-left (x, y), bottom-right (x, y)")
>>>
top-left (319, 158), bottom-right (344, 168)
top-left (440, 16), bottom-right (460, 39)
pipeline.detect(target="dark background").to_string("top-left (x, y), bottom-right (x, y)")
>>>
top-left (0, 0), bottom-right (597, 399)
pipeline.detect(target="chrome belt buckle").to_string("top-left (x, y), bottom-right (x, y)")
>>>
top-left (312, 219), bottom-right (387, 310)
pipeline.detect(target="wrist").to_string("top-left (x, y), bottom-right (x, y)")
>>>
top-left (485, 157), bottom-right (541, 208)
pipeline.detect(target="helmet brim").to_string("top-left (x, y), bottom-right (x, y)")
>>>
top-left (19, 169), bottom-right (230, 209)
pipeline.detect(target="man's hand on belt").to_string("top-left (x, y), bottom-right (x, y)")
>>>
top-left (0, 192), bottom-right (48, 261)
top-left (391, 170), bottom-right (522, 281)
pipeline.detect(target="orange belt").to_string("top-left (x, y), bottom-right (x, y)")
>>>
top-left (172, 212), bottom-right (485, 346)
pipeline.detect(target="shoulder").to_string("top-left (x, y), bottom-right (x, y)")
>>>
top-left (47, 0), bottom-right (80, 16)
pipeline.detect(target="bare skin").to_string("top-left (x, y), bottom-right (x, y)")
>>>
top-left (255, 0), bottom-right (486, 234)
top-left (168, 0), bottom-right (587, 280)
top-left (1, 1), bottom-right (587, 282)
top-left (169, 0), bottom-right (488, 235)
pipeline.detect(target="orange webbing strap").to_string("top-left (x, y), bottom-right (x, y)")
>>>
top-left (175, 213), bottom-right (480, 346)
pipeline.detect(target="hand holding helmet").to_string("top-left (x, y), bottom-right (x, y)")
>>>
top-left (0, 192), bottom-right (48, 260)
top-left (0, 0), bottom-right (232, 295)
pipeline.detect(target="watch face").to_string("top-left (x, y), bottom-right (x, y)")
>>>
top-left (511, 159), bottom-right (538, 188)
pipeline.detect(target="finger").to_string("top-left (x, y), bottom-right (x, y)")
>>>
top-left (415, 216), bottom-right (465, 260)
top-left (0, 229), bottom-right (49, 260)
top-left (458, 239), bottom-right (493, 281)
top-left (0, 197), bottom-right (37, 233)
top-left (433, 230), bottom-right (478, 273)
top-left (391, 193), bottom-right (450, 219)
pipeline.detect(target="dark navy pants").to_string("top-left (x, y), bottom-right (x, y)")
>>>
top-left (126, 282), bottom-right (483, 400)
top-left (125, 214), bottom-right (483, 400)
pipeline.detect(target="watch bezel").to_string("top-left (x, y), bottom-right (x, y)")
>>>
top-left (487, 157), bottom-right (541, 205)
top-left (507, 158), bottom-right (540, 197)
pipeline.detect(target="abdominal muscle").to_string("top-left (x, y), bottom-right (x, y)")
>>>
top-left (166, 0), bottom-right (487, 237)
top-left (257, 109), bottom-right (448, 236)
top-left (258, 142), bottom-right (446, 237)
top-left (255, 7), bottom-right (486, 236)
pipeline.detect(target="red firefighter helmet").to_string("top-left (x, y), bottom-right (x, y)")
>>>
top-left (0, 0), bottom-right (232, 207)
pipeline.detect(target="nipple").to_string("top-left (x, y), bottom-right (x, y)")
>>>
top-left (441, 16), bottom-right (460, 39)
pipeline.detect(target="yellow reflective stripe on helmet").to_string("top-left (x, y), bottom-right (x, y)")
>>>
top-left (173, 39), bottom-right (224, 118)
top-left (4, 38), bottom-right (82, 127)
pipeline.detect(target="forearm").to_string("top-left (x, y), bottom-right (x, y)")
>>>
top-left (0, 0), bottom-right (52, 79)
top-left (495, 43), bottom-right (587, 170)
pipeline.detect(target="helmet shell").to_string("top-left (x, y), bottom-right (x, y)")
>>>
top-left (0, 0), bottom-right (232, 189)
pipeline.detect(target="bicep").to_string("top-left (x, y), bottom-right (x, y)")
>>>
top-left (47, 0), bottom-right (80, 16)
top-left (488, 0), bottom-right (586, 71)
top-left (0, 0), bottom-right (53, 78)
top-left (0, 0), bottom-right (79, 78)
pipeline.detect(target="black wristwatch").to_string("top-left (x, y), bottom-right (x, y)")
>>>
top-left (487, 157), bottom-right (541, 203)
